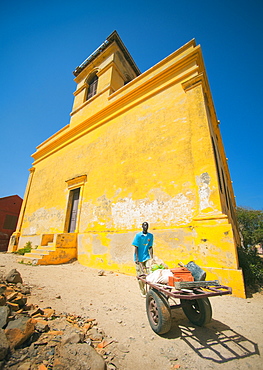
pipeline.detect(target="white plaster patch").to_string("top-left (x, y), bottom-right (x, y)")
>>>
top-left (111, 192), bottom-right (194, 228)
top-left (196, 173), bottom-right (213, 211)
top-left (29, 227), bottom-right (37, 235)
top-left (23, 207), bottom-right (64, 235)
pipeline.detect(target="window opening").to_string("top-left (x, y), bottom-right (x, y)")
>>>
top-left (211, 137), bottom-right (223, 193)
top-left (221, 169), bottom-right (230, 210)
top-left (87, 74), bottom-right (98, 100)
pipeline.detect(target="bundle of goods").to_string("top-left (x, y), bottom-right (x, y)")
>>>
top-left (146, 261), bottom-right (207, 286)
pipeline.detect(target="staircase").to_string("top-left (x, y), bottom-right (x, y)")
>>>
top-left (17, 234), bottom-right (77, 265)
top-left (18, 242), bottom-right (55, 265)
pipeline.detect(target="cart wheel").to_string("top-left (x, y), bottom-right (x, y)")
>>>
top-left (180, 296), bottom-right (212, 326)
top-left (146, 289), bottom-right (172, 334)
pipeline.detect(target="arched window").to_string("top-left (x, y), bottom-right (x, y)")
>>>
top-left (86, 73), bottom-right (98, 100)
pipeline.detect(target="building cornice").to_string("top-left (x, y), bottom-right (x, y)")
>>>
top-left (73, 31), bottom-right (140, 78)
top-left (32, 41), bottom-right (205, 164)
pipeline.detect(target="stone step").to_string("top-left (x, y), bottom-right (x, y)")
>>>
top-left (31, 249), bottom-right (50, 255)
top-left (17, 255), bottom-right (40, 265)
top-left (24, 252), bottom-right (46, 259)
top-left (39, 245), bottom-right (55, 251)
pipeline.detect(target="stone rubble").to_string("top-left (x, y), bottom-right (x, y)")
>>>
top-left (0, 269), bottom-right (121, 370)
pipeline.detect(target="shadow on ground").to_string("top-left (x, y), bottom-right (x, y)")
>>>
top-left (161, 309), bottom-right (260, 364)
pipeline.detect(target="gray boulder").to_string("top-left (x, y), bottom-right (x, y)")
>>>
top-left (5, 316), bottom-right (35, 348)
top-left (0, 306), bottom-right (10, 328)
top-left (53, 342), bottom-right (106, 370)
top-left (5, 269), bottom-right (23, 284)
top-left (0, 329), bottom-right (9, 360)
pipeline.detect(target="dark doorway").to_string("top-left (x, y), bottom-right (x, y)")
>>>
top-left (68, 188), bottom-right (80, 233)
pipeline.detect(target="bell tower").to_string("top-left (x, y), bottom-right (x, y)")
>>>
top-left (70, 31), bottom-right (140, 127)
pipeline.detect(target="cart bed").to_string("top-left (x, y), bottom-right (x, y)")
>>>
top-left (137, 275), bottom-right (232, 300)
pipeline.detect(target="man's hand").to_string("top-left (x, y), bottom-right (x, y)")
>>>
top-left (148, 257), bottom-right (156, 267)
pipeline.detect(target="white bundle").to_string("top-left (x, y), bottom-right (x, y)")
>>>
top-left (146, 269), bottom-right (173, 284)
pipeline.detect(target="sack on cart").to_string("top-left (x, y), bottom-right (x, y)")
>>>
top-left (146, 269), bottom-right (173, 284)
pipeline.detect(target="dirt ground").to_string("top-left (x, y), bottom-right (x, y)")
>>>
top-left (0, 253), bottom-right (262, 370)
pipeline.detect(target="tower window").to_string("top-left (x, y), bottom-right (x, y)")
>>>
top-left (86, 73), bottom-right (98, 100)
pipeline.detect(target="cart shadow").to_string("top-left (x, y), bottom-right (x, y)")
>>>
top-left (162, 310), bottom-right (260, 363)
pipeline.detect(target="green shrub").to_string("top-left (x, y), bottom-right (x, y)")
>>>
top-left (238, 247), bottom-right (263, 289)
top-left (15, 241), bottom-right (32, 255)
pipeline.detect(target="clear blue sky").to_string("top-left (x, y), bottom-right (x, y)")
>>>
top-left (1, 0), bottom-right (262, 210)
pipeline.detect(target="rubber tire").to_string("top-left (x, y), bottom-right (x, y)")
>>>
top-left (146, 289), bottom-right (172, 334)
top-left (180, 296), bottom-right (212, 326)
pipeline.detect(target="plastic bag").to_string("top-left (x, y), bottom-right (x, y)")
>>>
top-left (146, 269), bottom-right (173, 284)
top-left (150, 256), bottom-right (168, 271)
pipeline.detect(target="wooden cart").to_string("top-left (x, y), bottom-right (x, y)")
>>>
top-left (137, 276), bottom-right (232, 334)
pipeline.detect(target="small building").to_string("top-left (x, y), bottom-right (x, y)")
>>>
top-left (9, 31), bottom-right (245, 297)
top-left (0, 195), bottom-right (22, 251)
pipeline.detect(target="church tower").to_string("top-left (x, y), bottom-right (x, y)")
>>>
top-left (9, 32), bottom-right (245, 298)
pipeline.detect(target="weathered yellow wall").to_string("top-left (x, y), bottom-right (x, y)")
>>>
top-left (15, 39), bottom-right (245, 297)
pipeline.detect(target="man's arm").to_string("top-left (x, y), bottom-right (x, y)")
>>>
top-left (149, 246), bottom-right (153, 259)
top-left (134, 246), bottom-right (139, 263)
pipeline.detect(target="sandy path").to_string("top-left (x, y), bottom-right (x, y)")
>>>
top-left (0, 253), bottom-right (262, 370)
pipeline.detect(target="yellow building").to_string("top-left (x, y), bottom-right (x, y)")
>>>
top-left (9, 31), bottom-right (245, 297)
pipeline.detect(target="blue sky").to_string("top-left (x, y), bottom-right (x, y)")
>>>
top-left (0, 0), bottom-right (262, 210)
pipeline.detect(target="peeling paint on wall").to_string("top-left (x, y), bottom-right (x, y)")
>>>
top-left (23, 207), bottom-right (64, 235)
top-left (156, 229), bottom-right (195, 250)
top-left (109, 232), bottom-right (134, 264)
top-left (79, 191), bottom-right (194, 230)
top-left (92, 236), bottom-right (108, 255)
top-left (196, 173), bottom-right (215, 212)
top-left (112, 193), bottom-right (194, 228)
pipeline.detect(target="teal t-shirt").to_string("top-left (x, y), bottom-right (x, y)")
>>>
top-left (132, 232), bottom-right (153, 262)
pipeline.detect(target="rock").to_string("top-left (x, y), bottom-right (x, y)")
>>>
top-left (6, 301), bottom-right (20, 312)
top-left (0, 296), bottom-right (6, 306)
top-left (22, 286), bottom-right (31, 295)
top-left (60, 327), bottom-right (84, 345)
top-left (37, 365), bottom-right (48, 370)
top-left (0, 329), bottom-right (9, 360)
top-left (6, 291), bottom-right (18, 301)
top-left (35, 319), bottom-right (50, 333)
top-left (0, 285), bottom-right (6, 295)
top-left (98, 270), bottom-right (105, 276)
top-left (29, 307), bottom-right (44, 317)
top-left (17, 362), bottom-right (31, 370)
top-left (5, 269), bottom-right (23, 284)
top-left (5, 316), bottom-right (36, 348)
top-left (43, 308), bottom-right (55, 318)
top-left (0, 306), bottom-right (10, 328)
top-left (16, 283), bottom-right (31, 295)
top-left (87, 327), bottom-right (103, 341)
top-left (61, 331), bottom-right (82, 345)
top-left (82, 322), bottom-right (91, 331)
top-left (54, 342), bottom-right (106, 370)
top-left (0, 270), bottom-right (115, 369)
top-left (11, 293), bottom-right (27, 308)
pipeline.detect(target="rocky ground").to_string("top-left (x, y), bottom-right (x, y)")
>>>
top-left (0, 253), bottom-right (262, 370)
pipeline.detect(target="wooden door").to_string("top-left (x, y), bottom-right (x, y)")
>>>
top-left (68, 188), bottom-right (80, 233)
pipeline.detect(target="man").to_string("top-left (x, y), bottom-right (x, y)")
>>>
top-left (132, 222), bottom-right (154, 297)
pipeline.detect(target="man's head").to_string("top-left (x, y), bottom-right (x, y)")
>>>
top-left (142, 222), bottom-right (149, 234)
